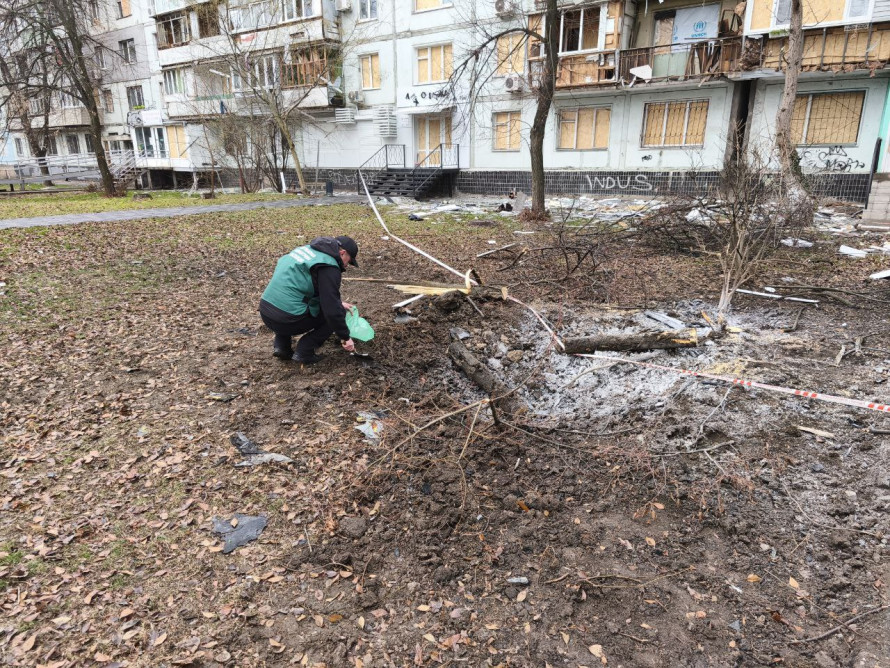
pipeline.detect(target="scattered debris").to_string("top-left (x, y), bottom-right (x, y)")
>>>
top-left (394, 314), bottom-right (418, 324)
top-left (477, 242), bottom-right (518, 258)
top-left (562, 328), bottom-right (700, 354)
top-left (735, 289), bottom-right (819, 304)
top-left (207, 392), bottom-right (238, 402)
top-left (448, 339), bottom-right (518, 414)
top-left (797, 426), bottom-right (836, 439)
top-left (838, 245), bottom-right (868, 258)
top-left (230, 432), bottom-right (293, 467)
top-left (870, 269), bottom-right (890, 280)
top-left (449, 327), bottom-right (471, 341)
top-left (231, 432), bottom-right (261, 455)
top-left (643, 311), bottom-right (686, 330)
top-left (211, 514), bottom-right (268, 553)
top-left (408, 213), bottom-right (425, 221)
top-left (356, 411), bottom-right (385, 442)
top-left (781, 238), bottom-right (814, 248)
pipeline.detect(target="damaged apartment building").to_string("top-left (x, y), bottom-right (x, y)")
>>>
top-left (5, 0), bottom-right (890, 203)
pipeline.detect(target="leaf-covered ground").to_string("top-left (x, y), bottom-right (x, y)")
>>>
top-left (0, 190), bottom-right (295, 220)
top-left (1, 204), bottom-right (888, 667)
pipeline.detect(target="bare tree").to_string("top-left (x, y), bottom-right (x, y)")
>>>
top-left (0, 0), bottom-right (117, 195)
top-left (449, 0), bottom-right (559, 218)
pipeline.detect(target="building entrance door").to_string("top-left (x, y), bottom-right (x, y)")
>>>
top-left (414, 115), bottom-right (451, 166)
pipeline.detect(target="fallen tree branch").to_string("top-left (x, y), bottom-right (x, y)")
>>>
top-left (562, 329), bottom-right (699, 354)
top-left (788, 605), bottom-right (890, 645)
top-left (448, 339), bottom-right (518, 415)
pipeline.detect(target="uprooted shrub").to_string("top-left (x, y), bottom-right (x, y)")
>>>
top-left (636, 152), bottom-right (812, 320)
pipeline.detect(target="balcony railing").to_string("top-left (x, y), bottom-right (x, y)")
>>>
top-left (758, 24), bottom-right (890, 72)
top-left (618, 37), bottom-right (744, 83)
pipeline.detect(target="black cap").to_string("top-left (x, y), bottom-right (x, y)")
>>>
top-left (336, 235), bottom-right (359, 267)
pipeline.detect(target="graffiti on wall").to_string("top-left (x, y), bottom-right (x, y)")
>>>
top-left (311, 169), bottom-right (358, 186)
top-left (798, 145), bottom-right (866, 173)
top-left (584, 174), bottom-right (654, 192)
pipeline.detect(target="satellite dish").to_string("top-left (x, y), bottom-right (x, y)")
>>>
top-left (629, 65), bottom-right (653, 82)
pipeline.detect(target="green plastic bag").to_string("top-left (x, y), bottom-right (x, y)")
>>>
top-left (345, 306), bottom-right (375, 342)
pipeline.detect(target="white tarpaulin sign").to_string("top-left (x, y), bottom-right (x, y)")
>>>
top-left (672, 4), bottom-right (720, 43)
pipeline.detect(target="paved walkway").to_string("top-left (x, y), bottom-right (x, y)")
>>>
top-left (0, 194), bottom-right (366, 230)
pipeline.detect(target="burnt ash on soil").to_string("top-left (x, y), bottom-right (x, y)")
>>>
top-left (0, 207), bottom-right (889, 667)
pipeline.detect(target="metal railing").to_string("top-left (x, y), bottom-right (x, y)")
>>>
top-left (357, 144), bottom-right (406, 193)
top-left (410, 143), bottom-right (459, 197)
top-left (618, 37), bottom-right (744, 83)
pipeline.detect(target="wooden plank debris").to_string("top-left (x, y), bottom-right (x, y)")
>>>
top-left (562, 328), bottom-right (699, 354)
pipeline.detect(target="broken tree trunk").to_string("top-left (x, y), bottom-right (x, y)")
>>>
top-left (448, 340), bottom-right (518, 414)
top-left (562, 328), bottom-right (699, 354)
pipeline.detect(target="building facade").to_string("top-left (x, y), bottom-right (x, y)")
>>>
top-left (4, 0), bottom-right (890, 201)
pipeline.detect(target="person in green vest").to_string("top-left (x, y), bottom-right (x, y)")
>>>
top-left (259, 236), bottom-right (359, 364)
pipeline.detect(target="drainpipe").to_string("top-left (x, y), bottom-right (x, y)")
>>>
top-left (875, 80), bottom-right (890, 174)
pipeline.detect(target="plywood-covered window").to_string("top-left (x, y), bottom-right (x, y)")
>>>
top-left (791, 91), bottom-right (865, 145)
top-left (493, 111), bottom-right (521, 151)
top-left (642, 99), bottom-right (708, 147)
top-left (528, 14), bottom-right (545, 59)
top-left (496, 33), bottom-right (525, 75)
top-left (283, 46), bottom-right (329, 87)
top-left (415, 0), bottom-right (452, 11)
top-left (558, 106), bottom-right (610, 150)
top-left (416, 44), bottom-right (452, 84)
top-left (559, 6), bottom-right (601, 53)
top-left (360, 53), bottom-right (380, 89)
top-left (117, 0), bottom-right (131, 18)
top-left (167, 125), bottom-right (189, 159)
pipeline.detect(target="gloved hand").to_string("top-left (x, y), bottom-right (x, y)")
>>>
top-left (341, 338), bottom-right (356, 352)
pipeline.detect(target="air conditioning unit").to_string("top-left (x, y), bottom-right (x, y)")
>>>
top-left (335, 107), bottom-right (356, 124)
top-left (335, 0), bottom-right (352, 11)
top-left (347, 90), bottom-right (364, 104)
top-left (504, 74), bottom-right (524, 93)
top-left (373, 105), bottom-right (398, 137)
top-left (494, 0), bottom-right (516, 16)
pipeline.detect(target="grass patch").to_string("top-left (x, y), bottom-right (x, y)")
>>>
top-left (0, 190), bottom-right (296, 220)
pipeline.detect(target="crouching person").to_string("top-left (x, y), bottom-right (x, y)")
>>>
top-left (259, 236), bottom-right (359, 364)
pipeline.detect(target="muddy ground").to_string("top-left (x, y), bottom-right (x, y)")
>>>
top-left (1, 202), bottom-right (889, 667)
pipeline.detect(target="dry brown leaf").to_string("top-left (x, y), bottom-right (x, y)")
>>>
top-left (789, 577), bottom-right (800, 589)
top-left (645, 537), bottom-right (656, 547)
top-left (516, 589), bottom-right (527, 602)
top-left (747, 574), bottom-right (762, 583)
top-left (152, 632), bottom-right (168, 647)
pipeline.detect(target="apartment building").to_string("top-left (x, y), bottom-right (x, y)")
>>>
top-left (4, 0), bottom-right (890, 202)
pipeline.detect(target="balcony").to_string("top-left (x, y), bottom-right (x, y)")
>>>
top-left (46, 107), bottom-right (92, 128)
top-left (618, 37), bottom-right (743, 84)
top-left (754, 24), bottom-right (890, 73)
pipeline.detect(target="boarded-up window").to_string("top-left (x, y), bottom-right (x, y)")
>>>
top-left (416, 44), bottom-right (452, 83)
top-left (415, 0), bottom-right (451, 10)
top-left (791, 91), bottom-right (865, 145)
top-left (496, 33), bottom-right (525, 75)
top-left (642, 100), bottom-right (708, 147)
top-left (557, 107), bottom-right (610, 150)
top-left (117, 0), bottom-right (131, 18)
top-left (283, 46), bottom-right (329, 87)
top-left (167, 125), bottom-right (188, 159)
top-left (528, 14), bottom-right (544, 59)
top-left (493, 111), bottom-right (521, 151)
top-left (360, 53), bottom-right (380, 89)
top-left (653, 10), bottom-right (674, 53)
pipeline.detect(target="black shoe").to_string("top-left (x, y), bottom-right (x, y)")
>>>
top-left (292, 352), bottom-right (324, 364)
top-left (273, 347), bottom-right (294, 360)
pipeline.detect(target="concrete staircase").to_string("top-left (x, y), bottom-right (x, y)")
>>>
top-left (861, 178), bottom-right (890, 230)
top-left (364, 168), bottom-right (455, 199)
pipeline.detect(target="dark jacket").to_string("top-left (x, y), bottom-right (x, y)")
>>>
top-left (260, 237), bottom-right (350, 340)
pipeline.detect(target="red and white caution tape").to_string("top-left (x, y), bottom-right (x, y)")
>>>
top-left (576, 353), bottom-right (890, 414)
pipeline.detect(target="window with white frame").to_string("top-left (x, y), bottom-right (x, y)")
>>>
top-left (359, 0), bottom-right (377, 19)
top-left (103, 89), bottom-right (114, 112)
top-left (28, 97), bottom-right (48, 115)
top-left (557, 106), bottom-right (610, 150)
top-left (96, 47), bottom-right (108, 69)
top-left (126, 85), bottom-right (144, 109)
top-left (493, 111), bottom-right (521, 151)
top-left (163, 68), bottom-right (187, 95)
top-left (65, 134), bottom-right (80, 154)
top-left (197, 3), bottom-right (222, 37)
top-left (559, 5), bottom-right (603, 53)
top-left (791, 91), bottom-right (865, 145)
top-left (233, 54), bottom-right (280, 92)
top-left (230, 1), bottom-right (275, 30)
top-left (282, 0), bottom-right (313, 21)
top-left (642, 99), bottom-right (708, 147)
top-left (119, 38), bottom-right (137, 63)
top-left (84, 134), bottom-right (95, 153)
top-left (46, 136), bottom-right (58, 155)
top-left (416, 44), bottom-right (452, 84)
top-left (773, 0), bottom-right (870, 27)
top-left (59, 87), bottom-right (82, 108)
top-left (157, 12), bottom-right (190, 49)
top-left (360, 53), bottom-right (380, 89)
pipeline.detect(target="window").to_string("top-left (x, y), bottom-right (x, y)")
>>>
top-left (415, 0), bottom-right (451, 10)
top-left (560, 6), bottom-right (601, 53)
top-left (157, 12), bottom-right (190, 48)
top-left (14, 138), bottom-right (25, 157)
top-left (135, 127), bottom-right (152, 156)
top-left (197, 3), bottom-right (221, 37)
top-left (84, 134), bottom-right (95, 153)
top-left (282, 0), bottom-right (313, 21)
top-left (103, 89), bottom-right (114, 112)
top-left (359, 0), bottom-right (377, 19)
top-left (96, 47), bottom-right (108, 69)
top-left (496, 33), bottom-right (525, 75)
top-left (119, 39), bottom-right (137, 63)
top-left (529, 14), bottom-right (544, 59)
top-left (233, 54), bottom-right (279, 91)
top-left (88, 0), bottom-right (100, 20)
top-left (46, 136), bottom-right (58, 155)
top-left (126, 85), bottom-right (145, 109)
top-left (117, 0), bottom-right (131, 18)
top-left (416, 44), bottom-right (452, 84)
top-left (360, 53), bottom-right (380, 89)
top-left (168, 125), bottom-right (189, 158)
top-left (28, 97), bottom-right (48, 115)
top-left (642, 99), bottom-right (708, 147)
top-left (231, 1), bottom-right (275, 29)
top-left (60, 88), bottom-right (82, 109)
top-left (493, 111), bottom-right (521, 151)
top-left (653, 11), bottom-right (674, 52)
top-left (791, 91), bottom-right (865, 145)
top-left (65, 134), bottom-right (80, 154)
top-left (283, 46), bottom-right (329, 87)
top-left (163, 68), bottom-right (187, 95)
top-left (558, 106), bottom-right (610, 150)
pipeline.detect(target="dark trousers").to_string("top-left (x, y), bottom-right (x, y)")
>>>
top-left (260, 310), bottom-right (334, 356)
